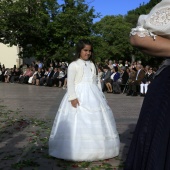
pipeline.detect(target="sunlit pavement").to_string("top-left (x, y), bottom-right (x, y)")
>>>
top-left (0, 83), bottom-right (143, 170)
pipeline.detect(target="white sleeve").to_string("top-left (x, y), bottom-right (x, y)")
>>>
top-left (97, 75), bottom-right (102, 91)
top-left (67, 62), bottom-right (77, 101)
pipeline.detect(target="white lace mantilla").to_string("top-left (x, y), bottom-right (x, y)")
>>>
top-left (130, 26), bottom-right (157, 40)
top-left (150, 7), bottom-right (170, 26)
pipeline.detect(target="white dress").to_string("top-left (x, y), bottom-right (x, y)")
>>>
top-left (49, 60), bottom-right (120, 161)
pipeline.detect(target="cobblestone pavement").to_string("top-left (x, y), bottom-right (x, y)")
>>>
top-left (0, 83), bottom-right (144, 170)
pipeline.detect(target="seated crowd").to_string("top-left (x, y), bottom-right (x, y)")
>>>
top-left (0, 60), bottom-right (157, 96)
top-left (98, 60), bottom-right (157, 97)
top-left (0, 61), bottom-right (68, 89)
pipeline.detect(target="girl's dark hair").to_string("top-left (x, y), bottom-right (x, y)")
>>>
top-left (75, 39), bottom-right (97, 74)
top-left (75, 39), bottom-right (94, 61)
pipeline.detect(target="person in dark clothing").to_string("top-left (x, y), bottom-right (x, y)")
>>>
top-left (10, 68), bottom-right (21, 83)
top-left (126, 64), bottom-right (145, 96)
top-left (124, 1), bottom-right (170, 169)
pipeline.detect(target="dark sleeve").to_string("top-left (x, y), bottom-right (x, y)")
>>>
top-left (114, 73), bottom-right (120, 82)
top-left (136, 70), bottom-right (145, 83)
top-left (103, 71), bottom-right (111, 81)
top-left (122, 71), bottom-right (129, 84)
top-left (148, 73), bottom-right (154, 82)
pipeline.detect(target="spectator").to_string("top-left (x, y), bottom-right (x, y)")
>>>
top-left (131, 61), bottom-right (137, 69)
top-left (49, 63), bottom-right (54, 70)
top-left (113, 60), bottom-right (118, 67)
top-left (31, 61), bottom-right (36, 68)
top-left (4, 68), bottom-right (11, 83)
top-left (120, 66), bottom-right (129, 85)
top-left (1, 68), bottom-right (5, 82)
top-left (38, 61), bottom-right (43, 69)
top-left (35, 68), bottom-right (43, 86)
top-left (126, 64), bottom-right (145, 96)
top-left (61, 62), bottom-right (67, 69)
top-left (144, 65), bottom-right (150, 74)
top-left (8, 68), bottom-right (15, 82)
top-left (105, 67), bottom-right (120, 93)
top-left (40, 68), bottom-right (49, 86)
top-left (19, 67), bottom-right (33, 84)
top-left (28, 67), bottom-right (38, 84)
top-left (101, 65), bottom-right (111, 92)
top-left (10, 68), bottom-right (21, 83)
top-left (21, 63), bottom-right (28, 73)
top-left (128, 66), bottom-right (136, 81)
top-left (119, 66), bottom-right (129, 92)
top-left (56, 68), bottom-right (65, 88)
top-left (124, 60), bottom-right (128, 67)
top-left (51, 68), bottom-right (59, 87)
top-left (118, 60), bottom-right (123, 68)
top-left (140, 67), bottom-right (154, 96)
top-left (108, 60), bottom-right (114, 69)
top-left (43, 67), bottom-right (54, 86)
top-left (112, 67), bottom-right (121, 94)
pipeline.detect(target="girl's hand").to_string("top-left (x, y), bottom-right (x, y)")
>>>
top-left (71, 99), bottom-right (80, 108)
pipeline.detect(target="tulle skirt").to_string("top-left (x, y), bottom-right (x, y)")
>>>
top-left (49, 81), bottom-right (120, 161)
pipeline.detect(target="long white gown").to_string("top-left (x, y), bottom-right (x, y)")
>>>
top-left (49, 61), bottom-right (120, 161)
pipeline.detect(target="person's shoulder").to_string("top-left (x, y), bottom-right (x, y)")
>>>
top-left (69, 61), bottom-right (76, 66)
top-left (68, 61), bottom-right (78, 70)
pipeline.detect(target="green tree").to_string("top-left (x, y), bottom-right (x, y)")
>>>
top-left (50, 0), bottom-right (99, 62)
top-left (0, 0), bottom-right (98, 62)
top-left (92, 15), bottom-right (133, 62)
top-left (0, 0), bottom-right (60, 61)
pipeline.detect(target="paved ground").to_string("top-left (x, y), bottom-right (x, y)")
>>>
top-left (0, 83), bottom-right (144, 170)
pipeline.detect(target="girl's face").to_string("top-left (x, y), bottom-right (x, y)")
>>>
top-left (80, 45), bottom-right (92, 61)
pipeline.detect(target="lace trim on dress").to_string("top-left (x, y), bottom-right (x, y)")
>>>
top-left (130, 26), bottom-right (157, 40)
top-left (150, 7), bottom-right (170, 26)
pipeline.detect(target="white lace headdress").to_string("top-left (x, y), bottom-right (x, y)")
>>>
top-left (130, 0), bottom-right (170, 39)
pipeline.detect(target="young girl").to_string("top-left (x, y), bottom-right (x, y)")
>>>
top-left (124, 0), bottom-right (170, 169)
top-left (49, 39), bottom-right (120, 161)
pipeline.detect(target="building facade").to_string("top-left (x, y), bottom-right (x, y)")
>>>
top-left (0, 43), bottom-right (23, 68)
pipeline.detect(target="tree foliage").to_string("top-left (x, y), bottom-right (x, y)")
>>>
top-left (0, 0), bottom-right (98, 62)
top-left (0, 0), bottom-right (163, 65)
top-left (92, 15), bottom-right (133, 61)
